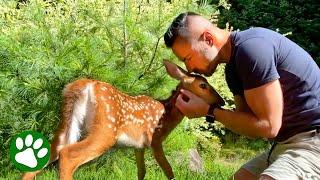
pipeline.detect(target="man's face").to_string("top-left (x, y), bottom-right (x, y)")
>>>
top-left (172, 36), bottom-right (219, 76)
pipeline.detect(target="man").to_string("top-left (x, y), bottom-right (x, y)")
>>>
top-left (164, 12), bottom-right (320, 179)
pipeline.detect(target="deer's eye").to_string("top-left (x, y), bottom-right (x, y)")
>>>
top-left (199, 83), bottom-right (207, 89)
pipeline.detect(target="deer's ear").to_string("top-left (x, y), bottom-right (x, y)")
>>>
top-left (163, 59), bottom-right (187, 80)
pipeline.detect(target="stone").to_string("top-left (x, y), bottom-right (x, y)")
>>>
top-left (189, 149), bottom-right (204, 173)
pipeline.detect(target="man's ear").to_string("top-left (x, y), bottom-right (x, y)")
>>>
top-left (202, 30), bottom-right (214, 47)
top-left (163, 59), bottom-right (187, 80)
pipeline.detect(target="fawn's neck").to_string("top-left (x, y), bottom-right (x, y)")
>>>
top-left (158, 89), bottom-right (185, 126)
top-left (149, 89), bottom-right (186, 144)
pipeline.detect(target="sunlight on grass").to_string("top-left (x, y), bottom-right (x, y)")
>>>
top-left (4, 122), bottom-right (259, 180)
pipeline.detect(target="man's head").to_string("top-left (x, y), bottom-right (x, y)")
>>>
top-left (164, 12), bottom-right (230, 76)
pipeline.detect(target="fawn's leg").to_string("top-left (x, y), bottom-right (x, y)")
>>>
top-left (21, 128), bottom-right (67, 180)
top-left (59, 127), bottom-right (116, 180)
top-left (22, 89), bottom-right (78, 180)
top-left (151, 144), bottom-right (174, 179)
top-left (135, 148), bottom-right (146, 180)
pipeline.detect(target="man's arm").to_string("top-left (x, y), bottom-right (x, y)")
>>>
top-left (175, 79), bottom-right (283, 138)
top-left (215, 80), bottom-right (283, 138)
top-left (234, 95), bottom-right (251, 112)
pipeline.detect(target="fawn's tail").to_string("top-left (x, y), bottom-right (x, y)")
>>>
top-left (53, 79), bottom-right (95, 161)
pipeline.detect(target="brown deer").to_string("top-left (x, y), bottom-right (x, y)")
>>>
top-left (22, 60), bottom-right (224, 180)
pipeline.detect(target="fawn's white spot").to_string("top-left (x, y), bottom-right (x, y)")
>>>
top-left (150, 128), bottom-right (154, 133)
top-left (105, 104), bottom-right (110, 113)
top-left (14, 134), bottom-right (48, 168)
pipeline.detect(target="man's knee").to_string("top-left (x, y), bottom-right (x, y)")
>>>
top-left (232, 168), bottom-right (257, 180)
top-left (259, 174), bottom-right (275, 180)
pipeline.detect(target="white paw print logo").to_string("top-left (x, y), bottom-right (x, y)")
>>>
top-left (15, 134), bottom-right (48, 168)
top-left (10, 131), bottom-right (50, 171)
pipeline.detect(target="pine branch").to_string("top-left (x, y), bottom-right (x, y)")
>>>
top-left (122, 0), bottom-right (128, 67)
top-left (138, 35), bottom-right (163, 80)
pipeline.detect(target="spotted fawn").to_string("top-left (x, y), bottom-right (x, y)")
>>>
top-left (22, 60), bottom-right (224, 180)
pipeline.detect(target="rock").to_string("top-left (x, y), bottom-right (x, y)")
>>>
top-left (188, 149), bottom-right (204, 173)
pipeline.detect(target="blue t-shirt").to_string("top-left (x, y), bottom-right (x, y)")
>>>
top-left (225, 27), bottom-right (320, 141)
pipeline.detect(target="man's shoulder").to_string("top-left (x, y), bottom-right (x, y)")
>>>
top-left (233, 27), bottom-right (281, 46)
top-left (237, 27), bottom-right (278, 37)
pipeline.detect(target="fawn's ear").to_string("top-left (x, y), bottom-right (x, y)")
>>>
top-left (163, 59), bottom-right (187, 80)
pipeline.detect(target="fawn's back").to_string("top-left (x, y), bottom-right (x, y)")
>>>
top-left (62, 78), bottom-right (165, 148)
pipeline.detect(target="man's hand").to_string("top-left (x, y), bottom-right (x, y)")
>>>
top-left (175, 89), bottom-right (210, 118)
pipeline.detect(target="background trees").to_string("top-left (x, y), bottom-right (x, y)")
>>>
top-left (218, 0), bottom-right (320, 66)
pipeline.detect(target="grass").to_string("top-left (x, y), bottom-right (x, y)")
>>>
top-left (3, 120), bottom-right (262, 180)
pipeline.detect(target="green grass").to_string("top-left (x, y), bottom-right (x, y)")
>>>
top-left (3, 120), bottom-right (260, 180)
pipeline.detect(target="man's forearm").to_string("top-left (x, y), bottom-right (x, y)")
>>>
top-left (214, 108), bottom-right (273, 138)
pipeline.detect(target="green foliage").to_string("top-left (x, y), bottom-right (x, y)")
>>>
top-left (0, 0), bottom-right (270, 178)
top-left (0, 0), bottom-right (219, 176)
top-left (4, 123), bottom-right (243, 180)
top-left (218, 0), bottom-right (320, 65)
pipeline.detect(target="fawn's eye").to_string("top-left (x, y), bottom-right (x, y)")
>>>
top-left (199, 83), bottom-right (207, 89)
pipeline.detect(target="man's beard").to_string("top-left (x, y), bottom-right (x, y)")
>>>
top-left (201, 48), bottom-right (219, 77)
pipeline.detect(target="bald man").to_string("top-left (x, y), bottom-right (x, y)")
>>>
top-left (164, 12), bottom-right (320, 179)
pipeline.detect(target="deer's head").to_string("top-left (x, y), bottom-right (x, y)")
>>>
top-left (164, 59), bottom-right (225, 106)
